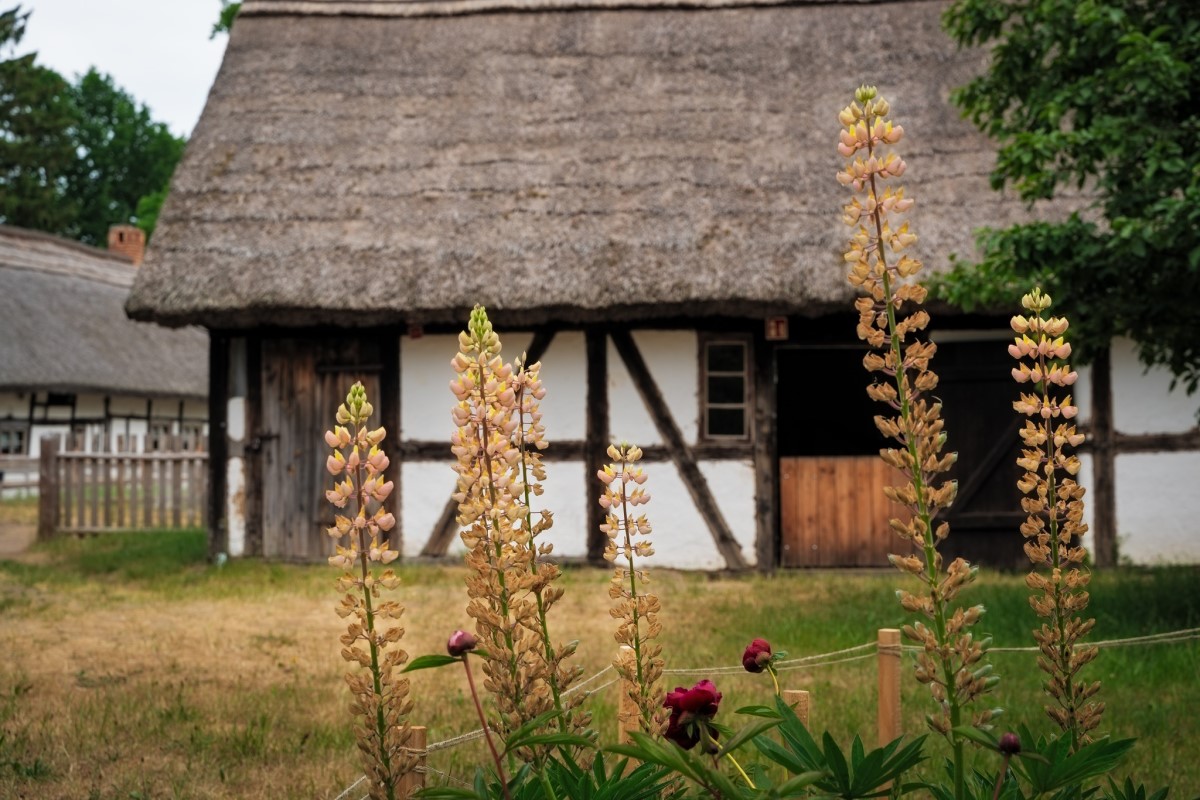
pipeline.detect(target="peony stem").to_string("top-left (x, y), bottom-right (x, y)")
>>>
top-left (462, 655), bottom-right (512, 800)
top-left (727, 752), bottom-right (757, 789)
top-left (767, 664), bottom-right (781, 697)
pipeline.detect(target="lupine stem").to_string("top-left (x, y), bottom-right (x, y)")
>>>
top-left (355, 450), bottom-right (396, 800)
top-left (869, 132), bottom-right (965, 800)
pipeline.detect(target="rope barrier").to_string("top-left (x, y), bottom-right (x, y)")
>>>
top-left (334, 625), bottom-right (1200, 795)
top-left (332, 775), bottom-right (367, 800)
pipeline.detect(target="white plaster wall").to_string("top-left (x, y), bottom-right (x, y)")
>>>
top-left (0, 392), bottom-right (28, 417)
top-left (108, 396), bottom-right (147, 416)
top-left (401, 333), bottom-right (535, 441)
top-left (226, 457), bottom-right (247, 557)
top-left (528, 460), bottom-right (589, 560)
top-left (536, 332), bottom-right (586, 442)
top-left (630, 460), bottom-right (723, 570)
top-left (1110, 337), bottom-right (1196, 434)
top-left (400, 460), bottom-right (459, 557)
top-left (74, 393), bottom-right (105, 417)
top-left (606, 331), bottom-right (700, 447)
top-left (1115, 452), bottom-right (1200, 563)
top-left (183, 399), bottom-right (208, 420)
top-left (698, 460), bottom-right (758, 567)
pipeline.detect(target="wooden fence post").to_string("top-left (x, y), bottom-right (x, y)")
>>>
top-left (782, 689), bottom-right (811, 727)
top-left (37, 436), bottom-right (60, 540)
top-left (397, 725), bottom-right (427, 797)
top-left (877, 628), bottom-right (902, 746)
top-left (618, 681), bottom-right (639, 745)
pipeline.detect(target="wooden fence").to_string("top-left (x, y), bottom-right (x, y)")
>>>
top-left (37, 435), bottom-right (208, 539)
top-left (0, 455), bottom-right (39, 495)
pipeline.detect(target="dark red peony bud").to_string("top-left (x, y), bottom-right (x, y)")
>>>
top-left (742, 638), bottom-right (773, 673)
top-left (447, 629), bottom-right (478, 657)
top-left (998, 732), bottom-right (1021, 755)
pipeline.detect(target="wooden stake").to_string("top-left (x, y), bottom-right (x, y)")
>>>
top-left (877, 628), bottom-right (902, 746)
top-left (782, 689), bottom-right (810, 727)
top-left (397, 725), bottom-right (427, 797)
top-left (37, 436), bottom-right (59, 540)
top-left (618, 680), bottom-right (639, 745)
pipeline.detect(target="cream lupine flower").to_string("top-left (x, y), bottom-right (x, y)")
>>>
top-left (451, 306), bottom-right (584, 756)
top-left (324, 382), bottom-right (414, 800)
top-left (600, 443), bottom-right (667, 736)
top-left (838, 86), bottom-right (997, 772)
top-left (1010, 288), bottom-right (1102, 750)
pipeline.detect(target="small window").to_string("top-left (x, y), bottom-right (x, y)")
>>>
top-left (701, 338), bottom-right (750, 440)
top-left (148, 421), bottom-right (174, 451)
top-left (180, 422), bottom-right (206, 451)
top-left (0, 422), bottom-right (29, 455)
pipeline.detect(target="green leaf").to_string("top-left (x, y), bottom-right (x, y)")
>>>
top-left (402, 654), bottom-right (462, 673)
top-left (717, 717), bottom-right (782, 758)
top-left (950, 725), bottom-right (1000, 751)
top-left (734, 704), bottom-right (780, 718)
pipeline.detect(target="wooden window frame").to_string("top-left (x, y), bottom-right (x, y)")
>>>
top-left (0, 420), bottom-right (30, 455)
top-left (699, 334), bottom-right (753, 442)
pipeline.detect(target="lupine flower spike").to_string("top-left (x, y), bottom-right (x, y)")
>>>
top-left (600, 443), bottom-right (667, 737)
top-left (324, 382), bottom-right (414, 800)
top-left (450, 305), bottom-right (583, 759)
top-left (838, 85), bottom-right (997, 796)
top-left (1010, 288), bottom-right (1103, 749)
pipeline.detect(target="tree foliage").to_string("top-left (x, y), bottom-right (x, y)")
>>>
top-left (937, 0), bottom-right (1200, 395)
top-left (211, 2), bottom-right (241, 38)
top-left (0, 5), bottom-right (185, 245)
top-left (63, 69), bottom-right (185, 245)
top-left (0, 7), bottom-right (77, 233)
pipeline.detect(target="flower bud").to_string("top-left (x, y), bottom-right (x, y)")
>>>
top-left (998, 732), bottom-right (1021, 755)
top-left (447, 629), bottom-right (478, 657)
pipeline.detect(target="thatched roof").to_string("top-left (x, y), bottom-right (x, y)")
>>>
top-left (127, 0), bottom-right (1042, 330)
top-left (0, 226), bottom-right (208, 398)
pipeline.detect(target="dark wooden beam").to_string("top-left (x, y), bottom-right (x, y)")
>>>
top-left (1090, 346), bottom-right (1116, 568)
top-left (1112, 429), bottom-right (1200, 453)
top-left (244, 335), bottom-right (264, 558)
top-left (420, 329), bottom-right (558, 558)
top-left (585, 327), bottom-right (610, 564)
top-left (611, 330), bottom-right (749, 571)
top-left (381, 333), bottom-right (402, 554)
top-left (207, 333), bottom-right (228, 560)
top-left (400, 439), bottom-right (754, 462)
top-left (752, 333), bottom-right (778, 573)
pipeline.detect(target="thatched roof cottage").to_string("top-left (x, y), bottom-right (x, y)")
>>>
top-left (126, 0), bottom-right (1200, 568)
top-left (0, 225), bottom-right (208, 460)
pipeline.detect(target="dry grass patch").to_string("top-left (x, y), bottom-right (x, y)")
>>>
top-left (0, 531), bottom-right (1197, 798)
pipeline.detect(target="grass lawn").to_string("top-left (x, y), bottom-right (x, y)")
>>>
top-left (0, 528), bottom-right (1197, 799)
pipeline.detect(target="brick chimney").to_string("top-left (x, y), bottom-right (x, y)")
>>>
top-left (107, 224), bottom-right (146, 266)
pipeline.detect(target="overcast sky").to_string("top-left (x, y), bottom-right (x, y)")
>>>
top-left (15, 0), bottom-right (229, 137)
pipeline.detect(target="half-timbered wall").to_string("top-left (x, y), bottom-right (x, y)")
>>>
top-left (1074, 337), bottom-right (1200, 564)
top-left (399, 330), bottom-right (758, 570)
top-left (0, 391), bottom-right (206, 458)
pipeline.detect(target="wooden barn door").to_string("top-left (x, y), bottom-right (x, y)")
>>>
top-left (776, 338), bottom-right (1024, 569)
top-left (259, 336), bottom-right (388, 562)
top-left (780, 456), bottom-right (899, 566)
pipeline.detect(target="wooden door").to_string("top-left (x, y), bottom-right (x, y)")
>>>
top-left (779, 456), bottom-right (901, 567)
top-left (259, 337), bottom-right (384, 562)
top-left (774, 338), bottom-right (1021, 568)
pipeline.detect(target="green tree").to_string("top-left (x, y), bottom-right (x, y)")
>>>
top-left (937, 0), bottom-right (1200, 396)
top-left (63, 69), bottom-right (185, 245)
top-left (211, 1), bottom-right (241, 38)
top-left (0, 6), bottom-right (77, 232)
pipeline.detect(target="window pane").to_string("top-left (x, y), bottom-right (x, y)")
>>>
top-left (707, 343), bottom-right (744, 373)
top-left (707, 407), bottom-right (745, 437)
top-left (707, 375), bottom-right (744, 404)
